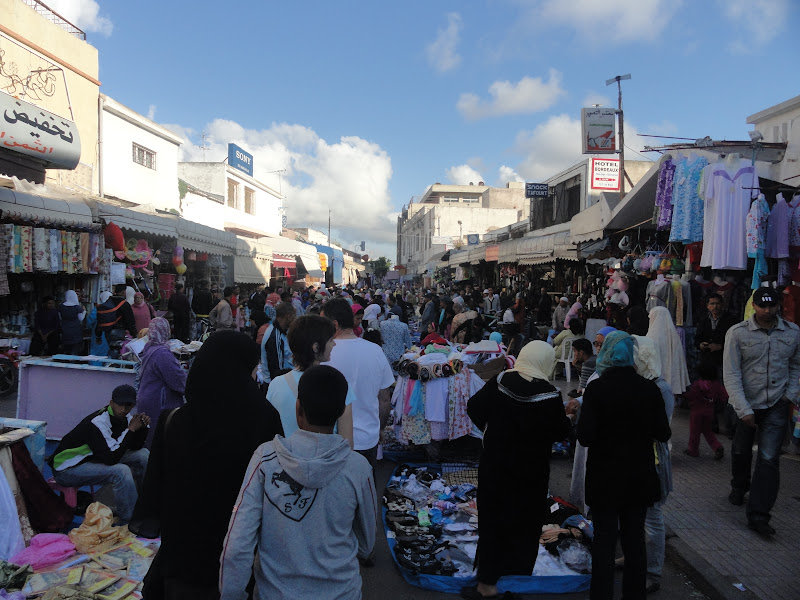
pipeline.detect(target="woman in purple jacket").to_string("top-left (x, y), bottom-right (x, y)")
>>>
top-left (136, 318), bottom-right (186, 447)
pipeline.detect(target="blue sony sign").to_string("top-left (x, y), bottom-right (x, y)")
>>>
top-left (228, 143), bottom-right (253, 176)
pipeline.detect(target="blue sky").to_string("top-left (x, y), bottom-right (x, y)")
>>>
top-left (51, 0), bottom-right (799, 259)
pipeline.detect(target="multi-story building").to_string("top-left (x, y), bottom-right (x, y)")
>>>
top-left (397, 181), bottom-right (525, 275)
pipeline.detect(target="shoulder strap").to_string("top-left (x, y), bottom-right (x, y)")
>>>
top-left (285, 371), bottom-right (299, 399)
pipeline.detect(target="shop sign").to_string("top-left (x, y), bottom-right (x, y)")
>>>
top-left (431, 235), bottom-right (450, 246)
top-left (590, 158), bottom-right (620, 190)
top-left (525, 182), bottom-right (549, 198)
top-left (228, 143), bottom-right (253, 176)
top-left (467, 234), bottom-right (480, 245)
top-left (581, 107), bottom-right (617, 154)
top-left (0, 94), bottom-right (81, 169)
top-left (485, 245), bottom-right (499, 262)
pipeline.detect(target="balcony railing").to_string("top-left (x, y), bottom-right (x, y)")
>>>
top-left (20, 0), bottom-right (86, 40)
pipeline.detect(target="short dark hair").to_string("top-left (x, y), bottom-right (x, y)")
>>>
top-left (298, 365), bottom-right (347, 427)
top-left (706, 293), bottom-right (723, 304)
top-left (288, 315), bottom-right (335, 370)
top-left (571, 338), bottom-right (592, 356)
top-left (42, 295), bottom-right (55, 304)
top-left (175, 283), bottom-right (184, 292)
top-left (569, 318), bottom-right (585, 335)
top-left (362, 329), bottom-right (383, 346)
top-left (223, 286), bottom-right (234, 298)
top-left (276, 302), bottom-right (296, 320)
top-left (280, 292), bottom-right (291, 302)
top-left (111, 384), bottom-right (137, 406)
top-left (697, 361), bottom-right (719, 381)
top-left (321, 298), bottom-right (354, 329)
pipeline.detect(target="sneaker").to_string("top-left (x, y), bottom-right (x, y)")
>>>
top-left (728, 489), bottom-right (745, 505)
top-left (747, 521), bottom-right (776, 536)
top-left (714, 446), bottom-right (725, 460)
top-left (646, 579), bottom-right (661, 594)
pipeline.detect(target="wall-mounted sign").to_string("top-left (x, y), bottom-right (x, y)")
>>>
top-left (0, 94), bottom-right (80, 169)
top-left (525, 182), bottom-right (549, 198)
top-left (467, 234), bottom-right (480, 245)
top-left (431, 235), bottom-right (451, 245)
top-left (228, 143), bottom-right (253, 176)
top-left (590, 158), bottom-right (620, 190)
top-left (581, 107), bottom-right (617, 154)
top-left (485, 245), bottom-right (499, 262)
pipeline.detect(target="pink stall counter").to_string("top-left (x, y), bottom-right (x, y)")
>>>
top-left (17, 355), bottom-right (137, 439)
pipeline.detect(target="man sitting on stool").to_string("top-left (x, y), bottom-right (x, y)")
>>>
top-left (50, 384), bottom-right (150, 524)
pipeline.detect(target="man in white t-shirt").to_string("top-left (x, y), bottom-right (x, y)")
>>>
top-left (321, 298), bottom-right (394, 472)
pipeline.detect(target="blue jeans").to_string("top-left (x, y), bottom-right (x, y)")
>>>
top-left (730, 399), bottom-right (788, 524)
top-left (54, 448), bottom-right (149, 523)
top-left (644, 500), bottom-right (665, 583)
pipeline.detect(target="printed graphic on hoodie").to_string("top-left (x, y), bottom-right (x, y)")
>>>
top-left (266, 470), bottom-right (317, 521)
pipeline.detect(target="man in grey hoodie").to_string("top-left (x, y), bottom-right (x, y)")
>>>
top-left (219, 365), bottom-right (377, 600)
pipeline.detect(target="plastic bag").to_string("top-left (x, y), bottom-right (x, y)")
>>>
top-left (557, 538), bottom-right (592, 574)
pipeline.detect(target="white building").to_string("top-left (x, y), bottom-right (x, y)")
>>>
top-left (99, 95), bottom-right (183, 211)
top-left (178, 160), bottom-right (283, 239)
top-left (747, 95), bottom-right (800, 184)
top-left (397, 182), bottom-right (525, 275)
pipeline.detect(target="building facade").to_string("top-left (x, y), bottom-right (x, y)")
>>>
top-left (747, 95), bottom-right (800, 185)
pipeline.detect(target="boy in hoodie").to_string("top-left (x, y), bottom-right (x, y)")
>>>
top-left (220, 365), bottom-right (376, 600)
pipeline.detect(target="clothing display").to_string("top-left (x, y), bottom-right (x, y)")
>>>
top-left (669, 154), bottom-right (708, 244)
top-left (653, 158), bottom-right (676, 231)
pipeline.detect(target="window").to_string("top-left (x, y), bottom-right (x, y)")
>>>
top-left (227, 179), bottom-right (239, 209)
top-left (244, 187), bottom-right (255, 215)
top-left (463, 196), bottom-right (479, 203)
top-left (132, 143), bottom-right (156, 170)
top-left (443, 196), bottom-right (459, 203)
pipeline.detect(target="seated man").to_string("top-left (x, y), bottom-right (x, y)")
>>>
top-left (571, 337), bottom-right (596, 397)
top-left (552, 318), bottom-right (585, 360)
top-left (50, 384), bottom-right (150, 524)
top-left (220, 365), bottom-right (376, 600)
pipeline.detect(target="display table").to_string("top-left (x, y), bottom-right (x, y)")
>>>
top-left (17, 355), bottom-right (137, 439)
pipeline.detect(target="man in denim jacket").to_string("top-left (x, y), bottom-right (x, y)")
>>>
top-left (723, 288), bottom-right (800, 535)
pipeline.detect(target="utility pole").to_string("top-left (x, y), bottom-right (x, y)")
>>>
top-left (328, 209), bottom-right (331, 244)
top-left (605, 74), bottom-right (632, 197)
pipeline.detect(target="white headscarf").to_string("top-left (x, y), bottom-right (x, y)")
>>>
top-left (507, 340), bottom-right (555, 382)
top-left (63, 290), bottom-right (80, 306)
top-left (632, 335), bottom-right (661, 380)
top-left (646, 306), bottom-right (689, 394)
top-left (99, 291), bottom-right (113, 303)
top-left (125, 286), bottom-right (136, 304)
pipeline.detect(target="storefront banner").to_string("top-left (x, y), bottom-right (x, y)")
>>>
top-left (485, 245), bottom-right (499, 262)
top-left (590, 158), bottom-right (620, 190)
top-left (0, 94), bottom-right (80, 169)
top-left (581, 107), bottom-right (616, 154)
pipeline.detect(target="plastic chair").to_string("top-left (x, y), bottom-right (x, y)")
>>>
top-left (555, 338), bottom-right (574, 383)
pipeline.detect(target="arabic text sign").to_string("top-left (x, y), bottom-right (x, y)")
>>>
top-left (525, 182), bottom-right (549, 198)
top-left (581, 107), bottom-right (617, 154)
top-left (228, 143), bottom-right (253, 176)
top-left (591, 158), bottom-right (620, 190)
top-left (0, 94), bottom-right (80, 169)
top-left (431, 235), bottom-right (451, 245)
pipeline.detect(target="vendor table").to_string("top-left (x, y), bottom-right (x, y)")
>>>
top-left (17, 355), bottom-right (137, 439)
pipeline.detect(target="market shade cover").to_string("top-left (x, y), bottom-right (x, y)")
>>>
top-left (448, 249), bottom-right (469, 266)
top-left (233, 236), bottom-right (271, 284)
top-left (0, 185), bottom-right (94, 229)
top-left (263, 235), bottom-right (324, 277)
top-left (272, 254), bottom-right (296, 269)
top-left (498, 238), bottom-right (520, 263)
top-left (90, 200), bottom-right (177, 238)
top-left (604, 161), bottom-right (660, 232)
top-left (174, 217), bottom-right (237, 256)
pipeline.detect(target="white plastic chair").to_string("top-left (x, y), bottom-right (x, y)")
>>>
top-left (554, 338), bottom-right (574, 383)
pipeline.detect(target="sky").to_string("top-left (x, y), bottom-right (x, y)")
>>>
top-left (48, 0), bottom-right (800, 260)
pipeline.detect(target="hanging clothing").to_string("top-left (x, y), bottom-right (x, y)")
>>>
top-left (49, 229), bottom-right (61, 272)
top-left (0, 226), bottom-right (8, 296)
top-left (653, 158), bottom-right (676, 231)
top-left (669, 154), bottom-right (708, 243)
top-left (32, 228), bottom-right (49, 271)
top-left (703, 159), bottom-right (759, 270)
top-left (645, 279), bottom-right (673, 315)
top-left (766, 194), bottom-right (790, 259)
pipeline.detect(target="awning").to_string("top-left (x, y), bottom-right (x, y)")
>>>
top-left (605, 161), bottom-right (660, 231)
top-left (0, 186), bottom-right (95, 230)
top-left (467, 246), bottom-right (484, 265)
top-left (449, 249), bottom-right (469, 266)
top-left (91, 201), bottom-right (177, 238)
top-left (233, 237), bottom-right (271, 284)
top-left (175, 218), bottom-right (237, 256)
top-left (273, 254), bottom-right (296, 269)
top-left (297, 255), bottom-right (324, 279)
top-left (498, 238), bottom-right (520, 263)
top-left (264, 235), bottom-right (323, 277)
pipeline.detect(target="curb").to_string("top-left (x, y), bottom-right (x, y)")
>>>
top-left (665, 534), bottom-right (759, 600)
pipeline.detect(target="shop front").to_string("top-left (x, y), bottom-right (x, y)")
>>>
top-left (264, 235), bottom-right (324, 289)
top-left (233, 237), bottom-right (272, 288)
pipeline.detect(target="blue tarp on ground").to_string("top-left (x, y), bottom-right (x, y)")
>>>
top-left (383, 463), bottom-right (591, 595)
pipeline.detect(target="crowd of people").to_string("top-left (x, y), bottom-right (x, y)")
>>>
top-left (37, 275), bottom-right (800, 599)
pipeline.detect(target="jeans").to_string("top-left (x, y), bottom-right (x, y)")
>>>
top-left (591, 505), bottom-right (647, 600)
top-left (730, 399), bottom-right (788, 524)
top-left (54, 448), bottom-right (149, 523)
top-left (644, 501), bottom-right (665, 584)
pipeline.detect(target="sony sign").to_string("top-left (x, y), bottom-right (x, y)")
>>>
top-left (228, 143), bottom-right (254, 176)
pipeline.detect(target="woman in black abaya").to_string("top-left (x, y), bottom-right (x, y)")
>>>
top-left (132, 331), bottom-right (283, 599)
top-left (464, 340), bottom-right (572, 599)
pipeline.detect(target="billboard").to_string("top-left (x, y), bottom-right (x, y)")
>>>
top-left (228, 143), bottom-right (253, 176)
top-left (590, 158), bottom-right (620, 190)
top-left (581, 107), bottom-right (617, 154)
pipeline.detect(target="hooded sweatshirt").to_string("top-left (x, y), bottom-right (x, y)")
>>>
top-left (220, 430), bottom-right (376, 600)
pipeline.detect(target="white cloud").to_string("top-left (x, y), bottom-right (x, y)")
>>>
top-left (46, 0), bottom-right (113, 36)
top-left (426, 13), bottom-right (462, 72)
top-left (536, 0), bottom-right (680, 43)
top-left (497, 165), bottom-right (524, 185)
top-left (446, 164), bottom-right (484, 185)
top-left (719, 0), bottom-right (788, 52)
top-left (146, 105), bottom-right (156, 121)
top-left (166, 118), bottom-right (396, 250)
top-left (457, 69), bottom-right (566, 120)
top-left (513, 114), bottom-right (583, 180)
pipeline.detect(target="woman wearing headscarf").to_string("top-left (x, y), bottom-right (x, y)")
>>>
top-left (131, 291), bottom-right (155, 336)
top-left (59, 290), bottom-right (86, 355)
top-left (577, 331), bottom-right (671, 600)
top-left (132, 331), bottom-right (283, 599)
top-left (450, 300), bottom-right (478, 344)
top-left (363, 301), bottom-right (381, 331)
top-left (135, 317), bottom-right (186, 448)
top-left (563, 299), bottom-right (583, 330)
top-left (351, 304), bottom-right (365, 338)
top-left (646, 305), bottom-right (690, 395)
top-left (464, 341), bottom-right (572, 599)
top-left (632, 335), bottom-right (674, 594)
